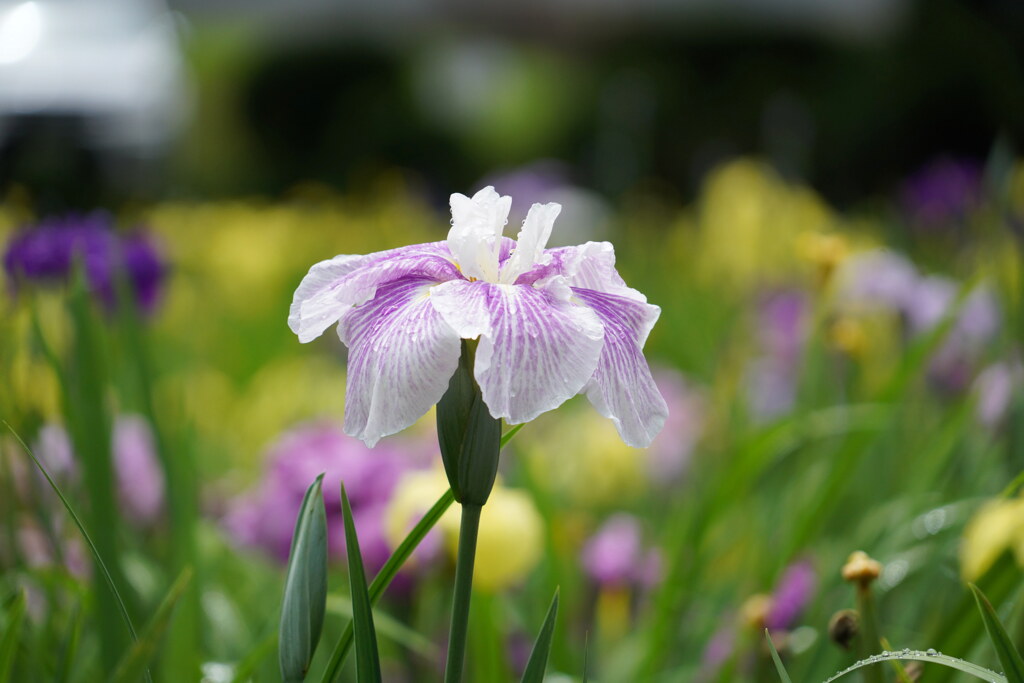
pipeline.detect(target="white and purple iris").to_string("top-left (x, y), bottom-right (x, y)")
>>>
top-left (289, 186), bottom-right (668, 448)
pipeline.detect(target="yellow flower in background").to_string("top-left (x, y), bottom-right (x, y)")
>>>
top-left (961, 497), bottom-right (1024, 581)
top-left (694, 159), bottom-right (839, 291)
top-left (449, 486), bottom-right (544, 592)
top-left (526, 407), bottom-right (646, 507)
top-left (386, 467), bottom-right (544, 592)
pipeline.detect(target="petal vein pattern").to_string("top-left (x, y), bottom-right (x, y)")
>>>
top-left (574, 288), bottom-right (667, 447)
top-left (288, 242), bottom-right (459, 343)
top-left (431, 279), bottom-right (605, 424)
top-left (337, 276), bottom-right (462, 446)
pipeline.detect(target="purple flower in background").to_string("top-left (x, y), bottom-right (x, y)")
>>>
top-left (30, 416), bottom-right (165, 525)
top-left (901, 159), bottom-right (983, 228)
top-left (835, 249), bottom-right (919, 314)
top-left (223, 421), bottom-right (419, 571)
top-left (974, 359), bottom-right (1023, 427)
top-left (113, 415), bottom-right (165, 524)
top-left (746, 290), bottom-right (807, 421)
top-left (289, 186), bottom-right (667, 447)
top-left (581, 513), bottom-right (661, 588)
top-left (765, 560), bottom-right (816, 631)
top-left (646, 368), bottom-right (705, 482)
top-left (3, 213), bottom-right (166, 313)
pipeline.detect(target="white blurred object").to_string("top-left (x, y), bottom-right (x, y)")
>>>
top-left (0, 0), bottom-right (189, 158)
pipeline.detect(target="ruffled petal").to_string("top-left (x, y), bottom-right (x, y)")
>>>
top-left (431, 278), bottom-right (604, 424)
top-left (288, 242), bottom-right (460, 343)
top-left (337, 276), bottom-right (462, 446)
top-left (516, 241), bottom-right (646, 301)
top-left (447, 187), bottom-right (511, 282)
top-left (288, 254), bottom-right (366, 343)
top-left (574, 288), bottom-right (667, 447)
top-left (498, 202), bottom-right (560, 284)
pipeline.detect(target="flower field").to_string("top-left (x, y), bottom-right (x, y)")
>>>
top-left (2, 156), bottom-right (1023, 681)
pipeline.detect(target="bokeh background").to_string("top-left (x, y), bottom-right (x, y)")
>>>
top-left (1, 0), bottom-right (1024, 681)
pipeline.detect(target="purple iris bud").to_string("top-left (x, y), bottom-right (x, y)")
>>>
top-left (112, 415), bottom-right (165, 524)
top-left (765, 560), bottom-right (816, 631)
top-left (3, 213), bottom-right (167, 314)
top-left (901, 159), bottom-right (983, 228)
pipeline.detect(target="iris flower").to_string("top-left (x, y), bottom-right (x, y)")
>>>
top-left (289, 186), bottom-right (667, 448)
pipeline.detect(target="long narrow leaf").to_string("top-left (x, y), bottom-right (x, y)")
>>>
top-left (342, 485), bottom-right (382, 683)
top-left (279, 474), bottom-right (329, 683)
top-left (521, 589), bottom-right (560, 683)
top-left (821, 650), bottom-right (1006, 682)
top-left (111, 567), bottom-right (194, 683)
top-left (971, 583), bottom-right (1024, 683)
top-left (3, 423), bottom-right (140, 646)
top-left (325, 597), bottom-right (435, 657)
top-left (0, 590), bottom-right (27, 683)
top-left (764, 630), bottom-right (793, 683)
top-left (55, 602), bottom-right (84, 683)
top-left (319, 488), bottom-right (456, 682)
top-left (229, 631), bottom-right (278, 683)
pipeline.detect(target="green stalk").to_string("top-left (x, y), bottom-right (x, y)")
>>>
top-left (445, 503), bottom-right (482, 683)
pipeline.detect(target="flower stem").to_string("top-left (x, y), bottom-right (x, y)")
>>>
top-left (445, 502), bottom-right (482, 683)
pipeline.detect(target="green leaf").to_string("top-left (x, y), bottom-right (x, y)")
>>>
top-left (111, 567), bottom-right (194, 683)
top-left (55, 602), bottom-right (85, 683)
top-left (521, 589), bottom-right (560, 683)
top-left (820, 650), bottom-right (1006, 683)
top-left (764, 629), bottom-right (793, 683)
top-left (319, 488), bottom-right (455, 683)
top-left (341, 485), bottom-right (382, 683)
top-left (325, 597), bottom-right (435, 657)
top-left (971, 583), bottom-right (1024, 683)
top-left (279, 474), bottom-right (329, 683)
top-left (229, 631), bottom-right (278, 683)
top-left (500, 423), bottom-right (525, 448)
top-left (3, 422), bottom-right (141, 645)
top-left (0, 590), bottom-right (27, 683)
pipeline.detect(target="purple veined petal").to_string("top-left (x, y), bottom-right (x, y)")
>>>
top-left (430, 278), bottom-right (604, 424)
top-left (516, 241), bottom-right (646, 302)
top-left (498, 202), bottom-right (560, 284)
top-left (447, 186), bottom-right (511, 282)
top-left (288, 254), bottom-right (367, 343)
top-left (288, 242), bottom-right (461, 344)
top-left (574, 287), bottom-right (667, 448)
top-left (337, 276), bottom-right (462, 446)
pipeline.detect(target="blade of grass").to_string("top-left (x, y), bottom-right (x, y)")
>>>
top-left (230, 630), bottom-right (278, 683)
top-left (971, 583), bottom-right (1024, 683)
top-left (341, 484), bottom-right (382, 683)
top-left (318, 488), bottom-right (455, 683)
top-left (764, 630), bottom-right (793, 683)
top-left (3, 423), bottom-right (141, 646)
top-left (111, 567), bottom-right (194, 683)
top-left (325, 597), bottom-right (435, 657)
top-left (0, 590), bottom-right (27, 683)
top-left (880, 637), bottom-right (914, 683)
top-left (521, 589), bottom-right (560, 683)
top-left (55, 601), bottom-right (84, 683)
top-left (500, 423), bottom-right (524, 448)
top-left (821, 650), bottom-right (1005, 683)
top-left (279, 474), bottom-right (328, 683)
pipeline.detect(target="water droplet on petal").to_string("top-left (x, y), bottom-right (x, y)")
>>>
top-left (926, 648), bottom-right (938, 656)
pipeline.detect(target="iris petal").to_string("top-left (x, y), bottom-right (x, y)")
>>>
top-left (431, 278), bottom-right (604, 424)
top-left (499, 202), bottom-right (560, 284)
top-left (574, 288), bottom-right (667, 447)
top-left (337, 276), bottom-right (462, 446)
top-left (447, 187), bottom-right (511, 282)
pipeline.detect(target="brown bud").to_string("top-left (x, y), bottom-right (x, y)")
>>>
top-left (841, 551), bottom-right (882, 587)
top-left (828, 609), bottom-right (859, 650)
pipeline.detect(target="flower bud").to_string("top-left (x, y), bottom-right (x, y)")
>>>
top-left (841, 551), bottom-right (882, 587)
top-left (828, 609), bottom-right (859, 650)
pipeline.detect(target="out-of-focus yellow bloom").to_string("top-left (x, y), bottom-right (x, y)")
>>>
top-left (596, 586), bottom-right (632, 641)
top-left (796, 231), bottom-right (850, 285)
top-left (740, 593), bottom-right (772, 629)
top-left (841, 550), bottom-right (882, 587)
top-left (526, 408), bottom-right (645, 506)
top-left (694, 159), bottom-right (839, 291)
top-left (384, 467), bottom-right (458, 567)
top-left (961, 497), bottom-right (1024, 581)
top-left (828, 317), bottom-right (868, 357)
top-left (385, 468), bottom-right (545, 592)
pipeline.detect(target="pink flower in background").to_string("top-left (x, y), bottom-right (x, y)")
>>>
top-left (746, 290), bottom-right (807, 421)
top-left (581, 513), bottom-right (662, 588)
top-left (646, 368), bottom-right (705, 482)
top-left (765, 559), bottom-right (816, 631)
top-left (289, 186), bottom-right (667, 448)
top-left (223, 421), bottom-right (422, 572)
